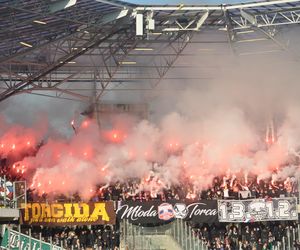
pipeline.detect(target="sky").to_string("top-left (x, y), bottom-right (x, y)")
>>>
top-left (124, 0), bottom-right (263, 4)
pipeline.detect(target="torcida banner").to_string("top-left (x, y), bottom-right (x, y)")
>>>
top-left (20, 202), bottom-right (116, 225)
top-left (116, 200), bottom-right (218, 225)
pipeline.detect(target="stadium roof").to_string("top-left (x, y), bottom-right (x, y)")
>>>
top-left (0, 0), bottom-right (299, 103)
top-left (127, 0), bottom-right (266, 3)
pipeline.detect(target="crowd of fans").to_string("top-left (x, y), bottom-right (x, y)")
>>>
top-left (191, 221), bottom-right (300, 250)
top-left (1, 155), bottom-right (299, 250)
top-left (24, 173), bottom-right (298, 203)
top-left (13, 221), bottom-right (300, 250)
top-left (82, 173), bottom-right (297, 203)
top-left (19, 225), bottom-right (120, 250)
top-left (0, 150), bottom-right (298, 203)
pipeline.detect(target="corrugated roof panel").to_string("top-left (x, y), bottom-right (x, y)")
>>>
top-left (0, 0), bottom-right (128, 57)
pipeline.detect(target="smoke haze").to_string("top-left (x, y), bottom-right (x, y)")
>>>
top-left (1, 28), bottom-right (300, 199)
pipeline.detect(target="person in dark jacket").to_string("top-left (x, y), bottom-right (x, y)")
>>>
top-left (79, 230), bottom-right (87, 249)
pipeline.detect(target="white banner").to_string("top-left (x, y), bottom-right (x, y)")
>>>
top-left (218, 197), bottom-right (298, 222)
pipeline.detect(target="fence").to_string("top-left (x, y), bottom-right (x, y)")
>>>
top-left (121, 219), bottom-right (208, 250)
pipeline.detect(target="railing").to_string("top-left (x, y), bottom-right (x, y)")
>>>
top-left (169, 219), bottom-right (208, 250)
top-left (121, 219), bottom-right (300, 250)
top-left (280, 225), bottom-right (300, 250)
top-left (121, 220), bottom-right (169, 249)
top-left (121, 219), bottom-right (208, 250)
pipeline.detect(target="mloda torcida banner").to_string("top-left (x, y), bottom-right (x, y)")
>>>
top-left (20, 202), bottom-right (116, 226)
top-left (116, 200), bottom-right (218, 225)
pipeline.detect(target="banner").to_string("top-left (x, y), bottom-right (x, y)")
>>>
top-left (21, 202), bottom-right (116, 226)
top-left (1, 229), bottom-right (63, 250)
top-left (218, 197), bottom-right (298, 222)
top-left (117, 200), bottom-right (217, 225)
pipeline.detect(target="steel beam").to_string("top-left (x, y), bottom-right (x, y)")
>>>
top-left (95, 0), bottom-right (133, 9)
top-left (135, 0), bottom-right (300, 11)
top-left (0, 9), bottom-right (131, 63)
top-left (151, 32), bottom-right (194, 89)
top-left (94, 31), bottom-right (138, 100)
top-left (0, 26), bottom-right (131, 102)
top-left (162, 11), bottom-right (209, 31)
top-left (237, 8), bottom-right (300, 29)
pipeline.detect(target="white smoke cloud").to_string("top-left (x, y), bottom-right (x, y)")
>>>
top-left (1, 28), bottom-right (300, 199)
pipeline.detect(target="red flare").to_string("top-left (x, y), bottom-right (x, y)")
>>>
top-left (109, 130), bottom-right (123, 143)
top-left (168, 142), bottom-right (180, 149)
top-left (82, 120), bottom-right (89, 128)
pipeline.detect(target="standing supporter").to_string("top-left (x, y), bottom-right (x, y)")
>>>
top-left (243, 226), bottom-right (251, 242)
top-left (79, 230), bottom-right (87, 249)
top-left (267, 231), bottom-right (275, 247)
top-left (66, 231), bottom-right (74, 249)
top-left (256, 238), bottom-right (263, 250)
top-left (53, 233), bottom-right (60, 246)
top-left (261, 226), bottom-right (268, 244)
top-left (86, 230), bottom-right (95, 250)
top-left (96, 234), bottom-right (103, 249)
top-left (224, 237), bottom-right (231, 250)
top-left (223, 184), bottom-right (230, 199)
top-left (249, 230), bottom-right (257, 247)
top-left (102, 227), bottom-right (111, 249)
top-left (202, 226), bottom-right (210, 243)
top-left (59, 231), bottom-right (66, 248)
top-left (72, 235), bottom-right (80, 250)
top-left (229, 226), bottom-right (239, 249)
